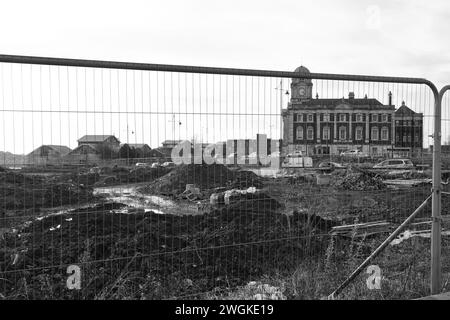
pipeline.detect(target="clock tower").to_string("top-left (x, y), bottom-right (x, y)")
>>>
top-left (290, 65), bottom-right (313, 101)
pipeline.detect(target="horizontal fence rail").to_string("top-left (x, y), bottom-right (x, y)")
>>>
top-left (0, 54), bottom-right (446, 300)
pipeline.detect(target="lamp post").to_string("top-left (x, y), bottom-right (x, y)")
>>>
top-left (275, 80), bottom-right (289, 152)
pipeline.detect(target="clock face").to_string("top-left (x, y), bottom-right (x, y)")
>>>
top-left (298, 88), bottom-right (306, 96)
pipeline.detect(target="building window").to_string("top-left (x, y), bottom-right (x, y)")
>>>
top-left (339, 126), bottom-right (346, 140)
top-left (323, 126), bottom-right (330, 140)
top-left (371, 127), bottom-right (379, 141)
top-left (323, 113), bottom-right (330, 122)
top-left (296, 126), bottom-right (303, 140)
top-left (381, 127), bottom-right (389, 140)
top-left (339, 114), bottom-right (346, 122)
top-left (355, 127), bottom-right (363, 140)
top-left (307, 126), bottom-right (314, 140)
top-left (395, 120), bottom-right (400, 126)
top-left (307, 114), bottom-right (314, 122)
top-left (382, 114), bottom-right (388, 122)
top-left (396, 134), bottom-right (400, 142)
top-left (372, 114), bottom-right (378, 122)
top-left (356, 114), bottom-right (363, 122)
top-left (297, 114), bottom-right (303, 122)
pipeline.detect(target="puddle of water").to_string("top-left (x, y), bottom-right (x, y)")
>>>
top-left (94, 184), bottom-right (176, 214)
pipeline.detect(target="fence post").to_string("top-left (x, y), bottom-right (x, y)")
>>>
top-left (432, 85), bottom-right (450, 294)
top-left (431, 87), bottom-right (445, 294)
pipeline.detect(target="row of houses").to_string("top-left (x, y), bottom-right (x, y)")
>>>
top-left (26, 135), bottom-right (177, 165)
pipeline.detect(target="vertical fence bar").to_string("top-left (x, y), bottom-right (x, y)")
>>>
top-left (431, 85), bottom-right (450, 294)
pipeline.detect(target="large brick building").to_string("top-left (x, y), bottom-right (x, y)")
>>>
top-left (282, 66), bottom-right (423, 156)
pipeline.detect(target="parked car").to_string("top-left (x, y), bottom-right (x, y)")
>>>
top-left (340, 150), bottom-right (369, 157)
top-left (161, 161), bottom-right (176, 168)
top-left (318, 161), bottom-right (346, 169)
top-left (151, 162), bottom-right (161, 168)
top-left (135, 162), bottom-right (149, 167)
top-left (373, 158), bottom-right (414, 170)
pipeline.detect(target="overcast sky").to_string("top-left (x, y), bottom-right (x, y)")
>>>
top-left (1, 0), bottom-right (450, 153)
top-left (1, 0), bottom-right (449, 86)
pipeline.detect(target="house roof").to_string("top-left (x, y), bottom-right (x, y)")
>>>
top-left (123, 143), bottom-right (151, 149)
top-left (68, 144), bottom-right (101, 155)
top-left (47, 145), bottom-right (72, 154)
top-left (78, 135), bottom-right (119, 143)
top-left (27, 145), bottom-right (72, 157)
top-left (152, 147), bottom-right (172, 156)
top-left (161, 140), bottom-right (182, 146)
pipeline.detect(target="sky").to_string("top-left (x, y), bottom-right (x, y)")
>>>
top-left (1, 0), bottom-right (450, 153)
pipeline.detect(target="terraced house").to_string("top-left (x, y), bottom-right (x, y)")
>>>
top-left (282, 66), bottom-right (423, 156)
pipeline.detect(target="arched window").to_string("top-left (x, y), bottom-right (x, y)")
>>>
top-left (323, 126), bottom-right (330, 140)
top-left (296, 126), bottom-right (303, 140)
top-left (355, 126), bottom-right (363, 140)
top-left (339, 126), bottom-right (346, 140)
top-left (371, 127), bottom-right (379, 141)
top-left (381, 127), bottom-right (389, 140)
top-left (307, 126), bottom-right (314, 140)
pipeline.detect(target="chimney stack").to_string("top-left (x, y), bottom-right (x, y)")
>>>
top-left (348, 92), bottom-right (355, 99)
top-left (388, 91), bottom-right (392, 106)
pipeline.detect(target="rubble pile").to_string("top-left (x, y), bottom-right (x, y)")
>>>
top-left (140, 164), bottom-right (263, 197)
top-left (333, 169), bottom-right (385, 191)
top-left (0, 193), bottom-right (330, 299)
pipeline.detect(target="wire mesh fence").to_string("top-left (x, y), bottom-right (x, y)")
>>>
top-left (0, 56), bottom-right (446, 299)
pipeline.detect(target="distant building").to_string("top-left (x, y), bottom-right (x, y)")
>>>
top-left (78, 135), bottom-right (121, 150)
top-left (66, 144), bottom-right (103, 164)
top-left (392, 102), bottom-right (423, 156)
top-left (66, 135), bottom-right (121, 164)
top-left (119, 143), bottom-right (152, 158)
top-left (26, 145), bottom-right (72, 165)
top-left (161, 140), bottom-right (182, 149)
top-left (282, 66), bottom-right (423, 156)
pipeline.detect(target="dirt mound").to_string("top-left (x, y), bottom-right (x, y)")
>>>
top-left (140, 164), bottom-right (263, 196)
top-left (0, 171), bottom-right (94, 211)
top-left (333, 170), bottom-right (385, 191)
top-left (0, 193), bottom-right (328, 299)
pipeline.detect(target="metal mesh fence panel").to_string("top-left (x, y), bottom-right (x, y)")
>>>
top-left (0, 57), bottom-right (443, 299)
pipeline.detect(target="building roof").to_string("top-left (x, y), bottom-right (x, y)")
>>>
top-left (161, 139), bottom-right (182, 145)
top-left (395, 103), bottom-right (422, 116)
top-left (122, 143), bottom-right (151, 149)
top-left (68, 144), bottom-right (101, 155)
top-left (152, 147), bottom-right (173, 156)
top-left (27, 145), bottom-right (72, 157)
top-left (294, 65), bottom-right (310, 73)
top-left (78, 135), bottom-right (120, 143)
top-left (288, 97), bottom-right (393, 110)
